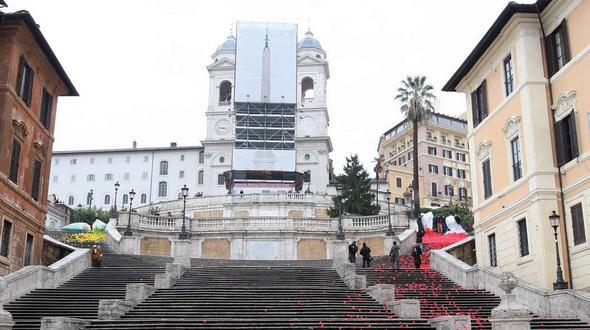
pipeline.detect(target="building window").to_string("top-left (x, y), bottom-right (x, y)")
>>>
top-left (122, 194), bottom-right (129, 204)
top-left (555, 112), bottom-right (579, 166)
top-left (52, 175), bottom-right (58, 183)
top-left (71, 158), bottom-right (77, 165)
top-left (125, 156), bottom-right (130, 163)
top-left (217, 174), bottom-right (225, 185)
top-left (143, 155), bottom-right (149, 162)
top-left (70, 175), bottom-right (75, 182)
top-left (104, 194), bottom-right (111, 205)
top-left (124, 172), bottom-right (130, 181)
top-left (198, 170), bottom-right (204, 185)
top-left (142, 172), bottom-right (148, 180)
top-left (219, 80), bottom-right (232, 102)
top-left (219, 156), bottom-right (225, 163)
top-left (158, 182), bottom-right (167, 197)
top-left (108, 157), bottom-right (112, 164)
top-left (9, 138), bottom-right (21, 184)
top-left (428, 164), bottom-right (438, 174)
top-left (428, 146), bottom-right (437, 155)
top-left (546, 20), bottom-right (571, 77)
top-left (304, 171), bottom-right (311, 183)
top-left (445, 185), bottom-right (454, 196)
top-left (482, 159), bottom-right (492, 199)
top-left (407, 152), bottom-right (412, 161)
top-left (159, 161), bottom-right (168, 175)
top-left (1, 220), bottom-right (13, 258)
top-left (180, 154), bottom-right (185, 161)
top-left (199, 151), bottom-right (204, 164)
top-left (459, 187), bottom-right (467, 201)
top-left (510, 137), bottom-right (522, 181)
top-left (87, 174), bottom-right (95, 182)
top-left (471, 80), bottom-right (488, 127)
top-left (68, 196), bottom-right (74, 206)
top-left (392, 160), bottom-right (397, 166)
top-left (24, 233), bottom-right (34, 266)
top-left (55, 159), bottom-right (59, 165)
top-left (399, 156), bottom-right (405, 164)
top-left (457, 169), bottom-right (466, 179)
top-left (571, 203), bottom-right (586, 245)
top-left (431, 182), bottom-right (438, 197)
top-left (443, 166), bottom-right (453, 177)
top-left (179, 171), bottom-right (185, 178)
top-left (140, 193), bottom-right (147, 204)
top-left (517, 219), bottom-right (529, 257)
top-left (488, 233), bottom-right (497, 267)
top-left (31, 160), bottom-right (42, 201)
top-left (396, 177), bottom-right (402, 188)
top-left (40, 88), bottom-right (53, 129)
top-left (456, 153), bottom-right (466, 162)
top-left (394, 197), bottom-right (405, 205)
top-left (105, 173), bottom-right (113, 181)
top-left (16, 56), bottom-right (34, 106)
top-left (503, 54), bottom-right (514, 96)
top-left (443, 150), bottom-right (452, 159)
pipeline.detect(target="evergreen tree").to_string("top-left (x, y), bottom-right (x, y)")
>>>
top-left (329, 154), bottom-right (380, 217)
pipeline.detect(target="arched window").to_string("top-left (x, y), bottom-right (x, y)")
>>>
top-left (219, 81), bottom-right (232, 103)
top-left (199, 151), bottom-right (204, 164)
top-left (158, 181), bottom-right (167, 197)
top-left (198, 170), bottom-right (204, 184)
top-left (140, 193), bottom-right (147, 204)
top-left (104, 194), bottom-right (111, 205)
top-left (122, 194), bottom-right (128, 204)
top-left (68, 195), bottom-right (74, 206)
top-left (301, 77), bottom-right (314, 100)
top-left (159, 161), bottom-right (168, 175)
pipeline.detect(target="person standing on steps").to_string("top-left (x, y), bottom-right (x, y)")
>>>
top-left (348, 241), bottom-right (358, 263)
top-left (360, 242), bottom-right (372, 268)
top-left (389, 241), bottom-right (401, 270)
top-left (91, 244), bottom-right (103, 267)
top-left (416, 228), bottom-right (425, 250)
top-left (411, 243), bottom-right (422, 269)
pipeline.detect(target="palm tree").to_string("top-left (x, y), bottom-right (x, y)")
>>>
top-left (394, 76), bottom-right (436, 227)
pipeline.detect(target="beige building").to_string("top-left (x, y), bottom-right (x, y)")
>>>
top-left (377, 113), bottom-right (471, 208)
top-left (444, 0), bottom-right (590, 291)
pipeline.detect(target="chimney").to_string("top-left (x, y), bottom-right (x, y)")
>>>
top-left (170, 142), bottom-right (177, 148)
top-left (132, 141), bottom-right (137, 149)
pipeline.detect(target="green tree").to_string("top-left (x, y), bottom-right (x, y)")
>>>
top-left (395, 76), bottom-right (436, 226)
top-left (329, 154), bottom-right (380, 217)
top-left (70, 207), bottom-right (111, 225)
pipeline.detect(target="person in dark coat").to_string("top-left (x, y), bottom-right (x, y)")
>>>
top-left (416, 229), bottom-right (425, 250)
top-left (360, 242), bottom-right (372, 268)
top-left (348, 241), bottom-right (358, 263)
top-left (411, 243), bottom-right (422, 269)
top-left (389, 241), bottom-right (401, 270)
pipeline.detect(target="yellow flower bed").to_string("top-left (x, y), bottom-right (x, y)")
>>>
top-left (59, 231), bottom-right (106, 244)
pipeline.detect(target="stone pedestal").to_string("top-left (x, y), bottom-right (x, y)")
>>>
top-left (335, 263), bottom-right (355, 279)
top-left (430, 315), bottom-right (471, 330)
top-left (119, 236), bottom-right (139, 255)
top-left (490, 294), bottom-right (532, 330)
top-left (40, 317), bottom-right (90, 330)
top-left (173, 239), bottom-right (192, 268)
top-left (0, 309), bottom-right (14, 329)
top-left (154, 273), bottom-right (172, 289)
top-left (98, 299), bottom-right (134, 320)
top-left (389, 299), bottom-right (420, 319)
top-left (344, 275), bottom-right (366, 290)
top-left (166, 263), bottom-right (186, 281)
top-left (367, 284), bottom-right (395, 305)
top-left (331, 240), bottom-right (349, 267)
top-left (125, 283), bottom-right (154, 306)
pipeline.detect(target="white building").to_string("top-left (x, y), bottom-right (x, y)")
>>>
top-left (49, 27), bottom-right (333, 209)
top-left (49, 142), bottom-right (205, 210)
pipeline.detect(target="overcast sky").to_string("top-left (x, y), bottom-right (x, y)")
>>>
top-left (9, 0), bottom-right (534, 174)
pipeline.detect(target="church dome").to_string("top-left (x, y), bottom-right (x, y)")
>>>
top-left (217, 34), bottom-right (236, 52)
top-left (298, 31), bottom-right (324, 52)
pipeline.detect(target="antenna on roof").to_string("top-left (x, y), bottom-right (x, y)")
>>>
top-left (307, 18), bottom-right (311, 32)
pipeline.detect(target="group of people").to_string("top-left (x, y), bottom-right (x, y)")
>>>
top-left (347, 237), bottom-right (424, 270)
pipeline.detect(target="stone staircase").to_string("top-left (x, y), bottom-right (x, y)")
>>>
top-left (357, 257), bottom-right (590, 329)
top-left (86, 259), bottom-right (435, 329)
top-left (4, 253), bottom-right (167, 330)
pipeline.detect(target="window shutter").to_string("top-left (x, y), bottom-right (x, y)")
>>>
top-left (481, 80), bottom-right (488, 120)
top-left (16, 57), bottom-right (25, 97)
top-left (25, 68), bottom-right (34, 107)
top-left (31, 160), bottom-right (42, 201)
top-left (471, 91), bottom-right (479, 126)
top-left (560, 20), bottom-right (571, 63)
top-left (545, 33), bottom-right (556, 76)
top-left (569, 113), bottom-right (579, 158)
top-left (554, 121), bottom-right (565, 166)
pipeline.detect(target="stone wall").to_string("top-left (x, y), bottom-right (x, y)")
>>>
top-left (287, 210), bottom-right (304, 218)
top-left (314, 208), bottom-right (329, 219)
top-left (193, 210), bottom-right (223, 218)
top-left (140, 237), bottom-right (171, 256)
top-left (357, 236), bottom-right (385, 256)
top-left (202, 239), bottom-right (230, 259)
top-left (297, 239), bottom-right (326, 260)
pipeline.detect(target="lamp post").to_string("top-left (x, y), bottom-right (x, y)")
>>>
top-left (385, 189), bottom-right (394, 236)
top-left (113, 181), bottom-right (120, 217)
top-left (123, 189), bottom-right (136, 236)
top-left (549, 211), bottom-right (568, 290)
top-left (179, 185), bottom-right (190, 239)
top-left (335, 184), bottom-right (345, 240)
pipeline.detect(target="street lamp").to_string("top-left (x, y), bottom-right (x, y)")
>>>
top-left (385, 189), bottom-right (394, 236)
top-left (179, 185), bottom-right (190, 239)
top-left (123, 189), bottom-right (136, 236)
top-left (113, 181), bottom-right (120, 217)
top-left (335, 184), bottom-right (345, 240)
top-left (549, 211), bottom-right (568, 290)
